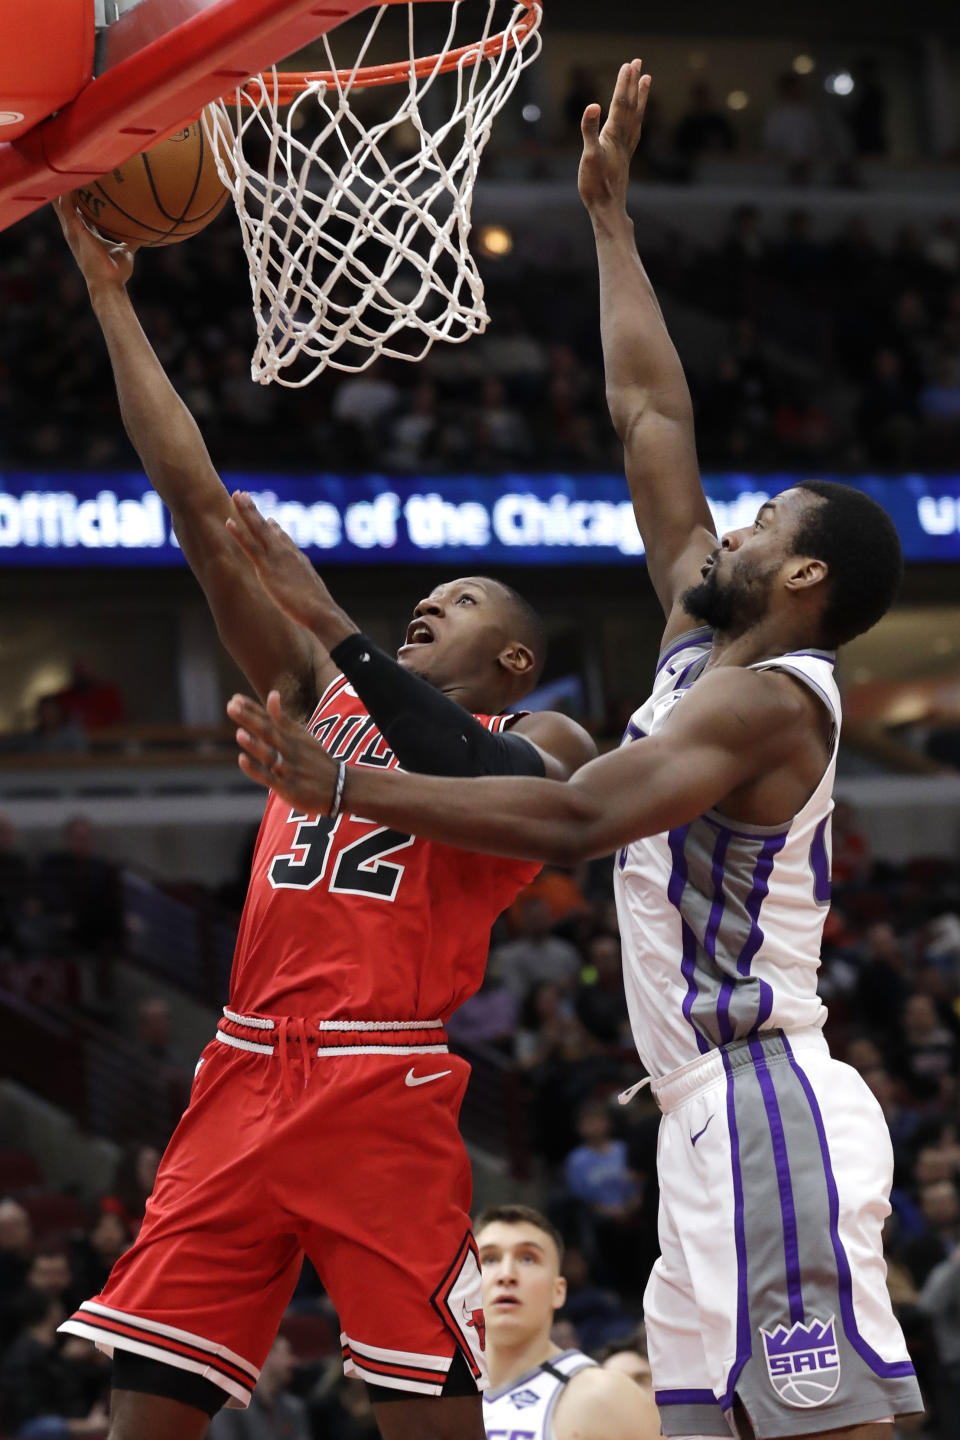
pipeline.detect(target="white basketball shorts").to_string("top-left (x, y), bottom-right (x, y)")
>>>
top-left (643, 1027), bottom-right (923, 1438)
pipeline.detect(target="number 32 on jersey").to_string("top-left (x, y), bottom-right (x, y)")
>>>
top-left (269, 811), bottom-right (414, 900)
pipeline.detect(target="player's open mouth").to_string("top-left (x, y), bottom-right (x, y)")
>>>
top-left (403, 619), bottom-right (435, 646)
top-left (492, 1295), bottom-right (520, 1307)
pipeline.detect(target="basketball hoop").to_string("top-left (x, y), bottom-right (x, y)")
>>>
top-left (204, 1), bottom-right (542, 385)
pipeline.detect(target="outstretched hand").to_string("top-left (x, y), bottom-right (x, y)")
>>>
top-left (54, 196), bottom-right (136, 290)
top-left (228, 689), bottom-right (340, 814)
top-left (226, 491), bottom-right (356, 645)
top-left (578, 58), bottom-right (651, 213)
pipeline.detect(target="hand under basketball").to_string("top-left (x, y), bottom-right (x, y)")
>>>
top-left (229, 689), bottom-right (340, 814)
top-left (578, 59), bottom-right (652, 213)
top-left (226, 491), bottom-right (356, 647)
top-left (54, 197), bottom-right (136, 291)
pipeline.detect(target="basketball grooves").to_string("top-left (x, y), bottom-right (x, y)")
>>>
top-left (91, 124), bottom-right (221, 246)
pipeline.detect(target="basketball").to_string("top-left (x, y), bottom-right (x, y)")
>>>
top-left (70, 106), bottom-right (230, 248)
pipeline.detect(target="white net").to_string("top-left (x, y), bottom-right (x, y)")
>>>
top-left (205, 1), bottom-right (542, 386)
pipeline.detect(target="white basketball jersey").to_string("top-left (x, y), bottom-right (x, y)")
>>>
top-left (613, 628), bottom-right (839, 1079)
top-left (483, 1350), bottom-right (596, 1440)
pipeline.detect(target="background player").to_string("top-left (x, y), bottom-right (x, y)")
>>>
top-left (53, 199), bottom-right (595, 1440)
top-left (476, 1204), bottom-right (658, 1440)
top-left (229, 60), bottom-right (924, 1440)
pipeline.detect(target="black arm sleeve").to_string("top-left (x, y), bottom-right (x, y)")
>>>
top-left (329, 632), bottom-right (546, 778)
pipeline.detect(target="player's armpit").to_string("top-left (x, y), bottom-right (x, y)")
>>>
top-left (554, 1367), bottom-right (661, 1440)
top-left (509, 711), bottom-right (597, 780)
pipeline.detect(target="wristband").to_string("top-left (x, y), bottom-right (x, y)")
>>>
top-left (328, 759), bottom-right (347, 820)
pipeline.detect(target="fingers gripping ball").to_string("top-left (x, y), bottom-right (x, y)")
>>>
top-left (71, 107), bottom-right (230, 247)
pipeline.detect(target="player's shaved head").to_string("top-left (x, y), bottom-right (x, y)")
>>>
top-left (480, 578), bottom-right (548, 687)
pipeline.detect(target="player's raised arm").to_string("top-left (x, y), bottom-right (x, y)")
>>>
top-left (228, 664), bottom-right (812, 863)
top-left (226, 493), bottom-right (597, 783)
top-left (579, 61), bottom-right (716, 635)
top-left (55, 199), bottom-right (328, 716)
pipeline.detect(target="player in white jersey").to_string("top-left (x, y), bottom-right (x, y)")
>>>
top-left (476, 1205), bottom-right (659, 1440)
top-left (229, 60), bottom-right (924, 1440)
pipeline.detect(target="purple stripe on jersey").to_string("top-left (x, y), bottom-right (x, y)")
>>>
top-left (654, 1389), bottom-right (719, 1405)
top-left (782, 1038), bottom-right (917, 1381)
top-left (703, 825), bottom-right (730, 980)
top-left (655, 627), bottom-right (712, 677)
top-left (750, 1040), bottom-right (804, 1325)
top-left (675, 655), bottom-right (707, 690)
top-left (721, 1047), bottom-right (752, 1409)
top-left (668, 826), bottom-right (710, 1054)
top-left (810, 817), bottom-right (831, 905)
top-left (623, 721), bottom-right (646, 743)
top-left (716, 833), bottom-right (786, 1043)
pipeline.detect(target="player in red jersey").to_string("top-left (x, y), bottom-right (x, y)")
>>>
top-left (55, 201), bottom-right (595, 1440)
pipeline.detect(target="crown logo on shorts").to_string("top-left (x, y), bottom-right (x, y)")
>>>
top-left (759, 1316), bottom-right (841, 1408)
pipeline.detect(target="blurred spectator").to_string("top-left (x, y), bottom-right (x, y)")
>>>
top-left (830, 802), bottom-right (872, 889)
top-left (0, 1289), bottom-right (108, 1438)
top-left (856, 348), bottom-right (918, 463)
top-left (447, 969), bottom-right (519, 1051)
top-left (847, 58), bottom-right (889, 158)
top-left (674, 83), bottom-right (737, 167)
top-left (513, 980), bottom-right (578, 1071)
top-left (69, 1207), bottom-right (133, 1303)
top-left (100, 1143), bottom-right (161, 1234)
top-left (563, 1101), bottom-right (641, 1257)
top-left (511, 866), bottom-right (591, 929)
top-left (556, 1244), bottom-right (634, 1351)
top-left (36, 818), bottom-right (122, 961)
top-left (598, 1328), bottom-right (652, 1388)
top-left (26, 697), bottom-right (87, 756)
top-left (0, 1200), bottom-right (35, 1346)
top-left (25, 1249), bottom-right (76, 1312)
top-left (493, 896), bottom-right (581, 1000)
top-left (896, 993), bottom-right (958, 1101)
top-left (54, 662), bottom-right (126, 732)
top-left (208, 1335), bottom-right (309, 1440)
top-left (902, 1180), bottom-right (960, 1288)
top-left (854, 922), bottom-right (910, 1045)
top-left (308, 1371), bottom-right (379, 1440)
top-left (136, 997), bottom-right (175, 1066)
top-left (762, 73), bottom-right (823, 184)
top-left (575, 934), bottom-right (630, 1046)
top-left (562, 67), bottom-right (599, 138)
top-left (919, 1251), bottom-right (960, 1415)
top-left (0, 813), bottom-right (32, 955)
top-left (471, 376), bottom-right (532, 464)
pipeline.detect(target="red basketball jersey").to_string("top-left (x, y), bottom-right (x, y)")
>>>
top-left (229, 674), bottom-right (542, 1020)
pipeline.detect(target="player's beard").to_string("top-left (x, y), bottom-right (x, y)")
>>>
top-left (682, 555), bottom-right (775, 638)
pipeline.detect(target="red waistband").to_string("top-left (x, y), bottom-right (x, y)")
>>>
top-left (216, 1007), bottom-right (449, 1054)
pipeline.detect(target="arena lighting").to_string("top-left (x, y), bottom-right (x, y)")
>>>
top-left (726, 90), bottom-right (749, 111)
top-left (521, 103), bottom-right (541, 122)
top-left (825, 71), bottom-right (855, 96)
top-left (792, 54), bottom-right (816, 75)
top-left (478, 224), bottom-right (513, 257)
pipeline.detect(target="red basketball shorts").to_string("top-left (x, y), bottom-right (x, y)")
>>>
top-left (60, 1010), bottom-right (488, 1407)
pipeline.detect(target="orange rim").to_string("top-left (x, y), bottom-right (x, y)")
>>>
top-left (230, 1), bottom-right (541, 104)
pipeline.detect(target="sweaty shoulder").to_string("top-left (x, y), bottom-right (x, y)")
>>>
top-left (555, 1366), bottom-right (660, 1440)
top-left (510, 711), bottom-right (598, 781)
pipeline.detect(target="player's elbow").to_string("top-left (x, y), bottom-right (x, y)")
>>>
top-left (605, 383), bottom-right (652, 441)
top-left (541, 794), bottom-right (606, 866)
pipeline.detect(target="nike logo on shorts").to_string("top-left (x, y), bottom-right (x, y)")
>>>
top-left (405, 1067), bottom-right (452, 1088)
top-left (690, 1114), bottom-right (714, 1146)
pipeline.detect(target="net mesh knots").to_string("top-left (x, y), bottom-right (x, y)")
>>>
top-left (205, 2), bottom-right (543, 386)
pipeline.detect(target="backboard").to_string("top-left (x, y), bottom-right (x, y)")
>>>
top-left (0, 0), bottom-right (377, 232)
